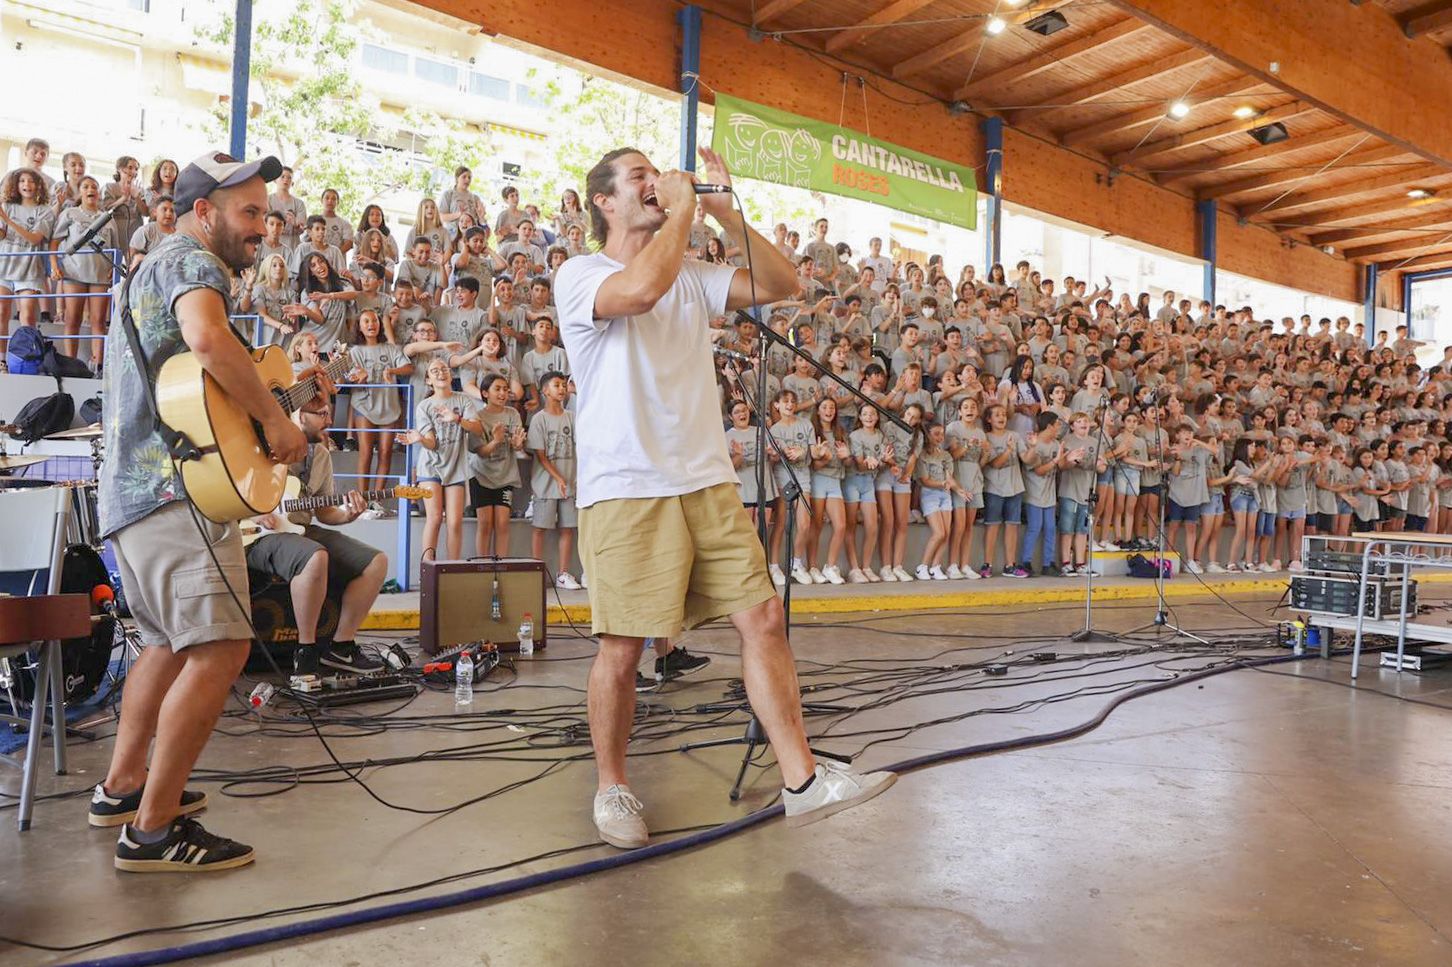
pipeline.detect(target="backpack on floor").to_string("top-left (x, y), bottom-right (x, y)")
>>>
top-left (1126, 553), bottom-right (1172, 579)
top-left (7, 378), bottom-right (74, 444)
top-left (5, 325), bottom-right (45, 375)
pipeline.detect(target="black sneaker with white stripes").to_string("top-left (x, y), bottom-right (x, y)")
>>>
top-left (115, 817), bottom-right (255, 873)
top-left (655, 647), bottom-right (711, 682)
top-left (635, 672), bottom-right (658, 693)
top-left (319, 641), bottom-right (385, 674)
top-left (89, 783), bottom-right (208, 828)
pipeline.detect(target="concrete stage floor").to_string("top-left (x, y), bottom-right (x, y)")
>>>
top-left (4, 593), bottom-right (1452, 966)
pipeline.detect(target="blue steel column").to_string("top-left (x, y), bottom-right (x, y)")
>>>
top-left (981, 117), bottom-right (1003, 270)
top-left (229, 0), bottom-right (253, 158)
top-left (1365, 262), bottom-right (1380, 342)
top-left (678, 5), bottom-right (702, 173)
top-left (1197, 199), bottom-right (1217, 305)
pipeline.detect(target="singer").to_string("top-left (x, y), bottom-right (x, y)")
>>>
top-left (556, 146), bottom-right (895, 850)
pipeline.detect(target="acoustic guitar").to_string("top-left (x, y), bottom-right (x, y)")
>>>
top-left (239, 476), bottom-right (429, 546)
top-left (156, 347), bottom-right (352, 522)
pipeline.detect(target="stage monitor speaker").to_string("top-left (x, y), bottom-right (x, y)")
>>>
top-left (420, 558), bottom-right (548, 656)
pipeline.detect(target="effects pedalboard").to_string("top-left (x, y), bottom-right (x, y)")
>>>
top-left (280, 642), bottom-right (502, 708)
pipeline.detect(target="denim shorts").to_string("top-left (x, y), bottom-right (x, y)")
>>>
top-left (843, 473), bottom-right (876, 505)
top-left (1200, 496), bottom-right (1224, 518)
top-left (1140, 482), bottom-right (1164, 498)
top-left (1167, 499), bottom-right (1202, 524)
top-left (1229, 492), bottom-right (1258, 514)
top-left (811, 475), bottom-right (844, 501)
top-left (1256, 510), bottom-right (1277, 537)
top-left (983, 491), bottom-right (1023, 525)
top-left (921, 487), bottom-right (953, 517)
top-left (875, 470), bottom-right (912, 495)
top-left (1113, 468), bottom-right (1141, 496)
top-left (1057, 497), bottom-right (1090, 535)
top-left (1278, 507), bottom-right (1306, 521)
top-left (1336, 499), bottom-right (1354, 516)
top-left (1096, 467), bottom-right (1113, 487)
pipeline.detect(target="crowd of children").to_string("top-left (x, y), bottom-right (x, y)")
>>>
top-left (5, 138), bottom-right (1450, 592)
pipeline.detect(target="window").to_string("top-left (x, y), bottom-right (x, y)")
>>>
top-left (361, 44), bottom-right (408, 75)
top-left (469, 72), bottom-right (510, 101)
top-left (415, 57), bottom-right (459, 88)
top-left (514, 84), bottom-right (549, 109)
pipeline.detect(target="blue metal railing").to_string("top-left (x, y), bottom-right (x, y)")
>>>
top-left (0, 246), bottom-right (121, 351)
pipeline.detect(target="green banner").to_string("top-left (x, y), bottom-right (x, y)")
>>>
top-left (711, 94), bottom-right (977, 230)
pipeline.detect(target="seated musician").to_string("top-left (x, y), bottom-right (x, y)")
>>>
top-left (246, 397), bottom-right (388, 674)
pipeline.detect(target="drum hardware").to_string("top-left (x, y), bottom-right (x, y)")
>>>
top-left (43, 423), bottom-right (102, 441)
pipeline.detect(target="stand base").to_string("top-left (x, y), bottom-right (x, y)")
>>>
top-left (1068, 629), bottom-right (1121, 645)
top-left (1124, 613), bottom-right (1212, 645)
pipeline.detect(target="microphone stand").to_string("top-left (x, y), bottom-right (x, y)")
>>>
top-left (1069, 389), bottom-right (1119, 645)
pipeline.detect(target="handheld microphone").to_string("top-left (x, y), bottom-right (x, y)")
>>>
top-left (712, 345), bottom-right (753, 364)
top-left (692, 184), bottom-right (733, 194)
top-left (62, 209), bottom-right (117, 258)
top-left (90, 584), bottom-right (118, 615)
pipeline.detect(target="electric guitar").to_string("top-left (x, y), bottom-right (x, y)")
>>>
top-left (239, 476), bottom-right (430, 546)
top-left (156, 346), bottom-right (352, 522)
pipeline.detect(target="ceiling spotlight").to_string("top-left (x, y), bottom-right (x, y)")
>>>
top-left (985, 16), bottom-right (1007, 35)
top-left (1233, 105), bottom-right (1257, 119)
top-left (1003, 0), bottom-right (1028, 6)
top-left (1321, 245), bottom-right (1335, 255)
top-left (1248, 122), bottom-right (1290, 145)
top-left (1168, 101), bottom-right (1191, 119)
top-left (1024, 10), bottom-right (1070, 36)
top-left (1408, 187), bottom-right (1436, 200)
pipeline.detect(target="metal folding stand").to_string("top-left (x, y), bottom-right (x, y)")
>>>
top-left (1069, 394), bottom-right (1121, 645)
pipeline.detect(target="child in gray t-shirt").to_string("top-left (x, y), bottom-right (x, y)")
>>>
top-left (527, 372), bottom-right (580, 587)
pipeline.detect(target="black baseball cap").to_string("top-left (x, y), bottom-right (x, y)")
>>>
top-left (174, 151), bottom-right (283, 214)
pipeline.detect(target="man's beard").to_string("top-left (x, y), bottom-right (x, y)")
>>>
top-left (214, 226), bottom-right (261, 273)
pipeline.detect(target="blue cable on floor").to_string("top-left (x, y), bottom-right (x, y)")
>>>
top-left (63, 649), bottom-right (1316, 967)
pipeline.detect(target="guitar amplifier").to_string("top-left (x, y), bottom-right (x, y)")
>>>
top-left (419, 558), bottom-right (548, 656)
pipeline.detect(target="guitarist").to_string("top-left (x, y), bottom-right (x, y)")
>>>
top-left (96, 152), bottom-right (302, 872)
top-left (245, 397), bottom-right (389, 676)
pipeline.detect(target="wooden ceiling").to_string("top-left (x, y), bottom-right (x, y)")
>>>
top-left (722, 0), bottom-right (1452, 275)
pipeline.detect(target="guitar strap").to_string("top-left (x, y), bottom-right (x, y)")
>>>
top-left (116, 267), bottom-right (203, 463)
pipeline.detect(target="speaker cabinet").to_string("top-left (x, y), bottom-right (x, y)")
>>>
top-left (419, 558), bottom-right (549, 655)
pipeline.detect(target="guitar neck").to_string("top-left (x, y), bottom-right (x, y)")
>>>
top-left (282, 486), bottom-right (399, 513)
top-left (278, 354), bottom-right (352, 416)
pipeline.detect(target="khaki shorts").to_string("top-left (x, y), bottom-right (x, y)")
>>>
top-left (579, 482), bottom-right (776, 638)
top-left (112, 501), bottom-right (253, 651)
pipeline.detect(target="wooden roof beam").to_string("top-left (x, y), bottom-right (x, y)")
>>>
top-left (1308, 206), bottom-right (1452, 246)
top-left (1007, 48), bottom-right (1213, 126)
top-left (1402, 2), bottom-right (1452, 38)
top-left (1345, 234), bottom-right (1452, 261)
top-left (1110, 100), bottom-right (1313, 168)
top-left (1198, 145), bottom-right (1415, 200)
top-left (893, 2), bottom-right (1061, 79)
top-left (825, 0), bottom-right (937, 54)
top-left (1155, 125), bottom-right (1363, 186)
top-left (1055, 76), bottom-right (1267, 148)
top-left (1379, 252), bottom-right (1452, 273)
top-left (955, 18), bottom-right (1152, 98)
top-left (753, 0), bottom-right (812, 24)
top-left (1247, 163), bottom-right (1448, 216)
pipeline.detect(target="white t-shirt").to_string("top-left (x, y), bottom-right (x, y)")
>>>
top-left (556, 253), bottom-right (739, 508)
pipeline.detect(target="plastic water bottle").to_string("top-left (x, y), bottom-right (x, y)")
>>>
top-left (455, 650), bottom-right (474, 706)
top-left (518, 613), bottom-right (535, 657)
top-left (248, 682), bottom-right (275, 709)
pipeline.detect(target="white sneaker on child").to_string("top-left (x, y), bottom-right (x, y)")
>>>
top-left (893, 566), bottom-right (914, 582)
top-left (791, 565), bottom-right (814, 586)
top-left (556, 572), bottom-right (583, 590)
top-left (808, 567), bottom-right (828, 585)
top-left (846, 568), bottom-right (869, 584)
top-left (879, 566), bottom-right (897, 583)
top-left (946, 564), bottom-right (964, 580)
top-left (822, 565), bottom-right (846, 585)
top-left (914, 564), bottom-right (931, 581)
top-left (929, 565), bottom-right (948, 581)
top-left (769, 564), bottom-right (787, 586)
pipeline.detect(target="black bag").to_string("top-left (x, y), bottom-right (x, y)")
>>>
top-left (1126, 553), bottom-right (1171, 579)
top-left (40, 343), bottom-right (93, 379)
top-left (78, 396), bottom-right (102, 426)
top-left (7, 379), bottom-right (74, 443)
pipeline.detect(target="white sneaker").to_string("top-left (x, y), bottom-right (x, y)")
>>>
top-left (1258, 562), bottom-right (1275, 573)
top-left (1270, 559), bottom-right (1283, 571)
top-left (523, 499), bottom-right (535, 521)
top-left (581, 573), bottom-right (589, 589)
top-left (879, 566), bottom-right (898, 583)
top-left (556, 572), bottom-right (583, 590)
top-left (1094, 540), bottom-right (1114, 552)
top-left (962, 564), bottom-right (981, 580)
top-left (846, 568), bottom-right (869, 584)
top-left (791, 565), bottom-right (814, 586)
top-left (1288, 560), bottom-right (1304, 572)
top-left (946, 564), bottom-right (964, 580)
top-left (1185, 559), bottom-right (1203, 574)
top-left (909, 510), bottom-right (925, 524)
top-left (893, 565), bottom-right (914, 582)
top-left (783, 760), bottom-right (898, 829)
top-left (769, 564), bottom-right (787, 586)
top-left (593, 784), bottom-right (648, 849)
top-left (929, 565), bottom-right (948, 581)
top-left (1204, 562), bottom-right (1226, 574)
top-left (914, 564), bottom-right (931, 581)
top-left (863, 567), bottom-right (882, 583)
top-left (823, 565), bottom-right (846, 585)
top-left (808, 567), bottom-right (828, 584)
